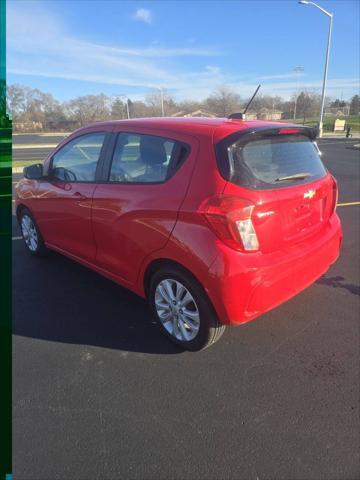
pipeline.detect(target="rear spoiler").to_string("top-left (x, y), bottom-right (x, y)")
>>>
top-left (222, 124), bottom-right (317, 144)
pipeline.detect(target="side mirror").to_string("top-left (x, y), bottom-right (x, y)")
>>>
top-left (24, 163), bottom-right (43, 180)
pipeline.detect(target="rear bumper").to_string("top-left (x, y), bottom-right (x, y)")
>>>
top-left (207, 213), bottom-right (342, 325)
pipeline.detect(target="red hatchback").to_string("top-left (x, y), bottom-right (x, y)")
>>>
top-left (16, 118), bottom-right (342, 350)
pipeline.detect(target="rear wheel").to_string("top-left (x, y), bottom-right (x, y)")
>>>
top-left (19, 208), bottom-right (48, 256)
top-left (149, 266), bottom-right (226, 351)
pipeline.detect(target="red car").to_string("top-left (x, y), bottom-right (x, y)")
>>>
top-left (16, 118), bottom-right (342, 350)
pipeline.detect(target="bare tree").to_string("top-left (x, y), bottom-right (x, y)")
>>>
top-left (65, 94), bottom-right (111, 127)
top-left (296, 91), bottom-right (321, 123)
top-left (111, 98), bottom-right (126, 119)
top-left (6, 84), bottom-right (26, 121)
top-left (176, 100), bottom-right (204, 115)
top-left (205, 86), bottom-right (242, 117)
top-left (145, 89), bottom-right (176, 116)
top-left (130, 100), bottom-right (151, 118)
top-left (1, 80), bottom-right (6, 113)
top-left (8, 82), bottom-right (355, 133)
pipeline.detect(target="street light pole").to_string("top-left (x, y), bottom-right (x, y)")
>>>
top-left (158, 87), bottom-right (165, 117)
top-left (125, 98), bottom-right (130, 119)
top-left (293, 66), bottom-right (304, 120)
top-left (298, 1), bottom-right (333, 137)
top-left (319, 12), bottom-right (333, 136)
top-left (149, 86), bottom-right (165, 116)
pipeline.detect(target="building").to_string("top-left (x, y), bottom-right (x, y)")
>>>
top-left (258, 108), bottom-right (283, 121)
top-left (324, 106), bottom-right (351, 117)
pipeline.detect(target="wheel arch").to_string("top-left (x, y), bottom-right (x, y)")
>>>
top-left (16, 203), bottom-right (28, 221)
top-left (143, 258), bottom-right (204, 298)
top-left (16, 204), bottom-right (44, 239)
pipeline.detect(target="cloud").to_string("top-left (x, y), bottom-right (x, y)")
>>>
top-left (134, 8), bottom-right (152, 24)
top-left (7, 2), bottom-right (219, 93)
top-left (257, 72), bottom-right (307, 81)
top-left (6, 3), bottom-right (358, 102)
top-left (229, 78), bottom-right (360, 100)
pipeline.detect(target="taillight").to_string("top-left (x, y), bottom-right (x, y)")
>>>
top-left (331, 176), bottom-right (338, 214)
top-left (236, 218), bottom-right (259, 250)
top-left (201, 195), bottom-right (259, 252)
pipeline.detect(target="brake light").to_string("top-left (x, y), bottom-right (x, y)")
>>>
top-left (201, 195), bottom-right (259, 251)
top-left (278, 128), bottom-right (301, 134)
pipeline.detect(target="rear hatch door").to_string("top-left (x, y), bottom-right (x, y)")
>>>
top-left (219, 127), bottom-right (336, 253)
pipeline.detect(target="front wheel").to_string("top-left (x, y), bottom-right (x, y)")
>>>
top-left (149, 266), bottom-right (226, 351)
top-left (19, 208), bottom-right (48, 256)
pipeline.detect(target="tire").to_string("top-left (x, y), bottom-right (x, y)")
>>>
top-left (148, 266), bottom-right (226, 351)
top-left (19, 208), bottom-right (48, 257)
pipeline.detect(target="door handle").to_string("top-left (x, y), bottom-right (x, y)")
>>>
top-left (73, 191), bottom-right (87, 200)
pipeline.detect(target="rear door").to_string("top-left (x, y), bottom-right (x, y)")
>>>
top-left (91, 128), bottom-right (199, 286)
top-left (220, 128), bottom-right (336, 253)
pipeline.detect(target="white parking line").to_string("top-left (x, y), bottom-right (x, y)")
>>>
top-left (12, 144), bottom-right (58, 149)
top-left (319, 141), bottom-right (359, 145)
top-left (337, 201), bottom-right (360, 207)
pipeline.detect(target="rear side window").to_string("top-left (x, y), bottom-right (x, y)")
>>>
top-left (227, 134), bottom-right (326, 189)
top-left (109, 133), bottom-right (188, 183)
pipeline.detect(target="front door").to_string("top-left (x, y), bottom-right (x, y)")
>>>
top-left (34, 131), bottom-right (108, 261)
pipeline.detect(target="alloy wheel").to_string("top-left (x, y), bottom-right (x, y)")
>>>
top-left (155, 279), bottom-right (200, 342)
top-left (21, 214), bottom-right (39, 252)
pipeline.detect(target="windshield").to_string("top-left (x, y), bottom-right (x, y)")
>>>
top-left (227, 134), bottom-right (327, 189)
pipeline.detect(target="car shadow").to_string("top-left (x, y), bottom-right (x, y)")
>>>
top-left (12, 232), bottom-right (182, 355)
top-left (316, 275), bottom-right (360, 296)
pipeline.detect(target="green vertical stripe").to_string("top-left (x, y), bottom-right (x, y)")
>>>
top-left (0, 0), bottom-right (12, 478)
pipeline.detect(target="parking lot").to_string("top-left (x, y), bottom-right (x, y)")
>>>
top-left (12, 138), bottom-right (360, 479)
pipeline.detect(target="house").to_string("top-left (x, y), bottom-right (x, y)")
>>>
top-left (243, 111), bottom-right (258, 120)
top-left (324, 106), bottom-right (350, 117)
top-left (258, 108), bottom-right (283, 121)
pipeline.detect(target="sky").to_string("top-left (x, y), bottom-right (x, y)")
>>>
top-left (7, 0), bottom-right (360, 103)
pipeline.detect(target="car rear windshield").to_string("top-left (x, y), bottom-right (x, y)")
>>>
top-left (227, 134), bottom-right (327, 189)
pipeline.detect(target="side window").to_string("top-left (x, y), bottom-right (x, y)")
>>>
top-left (51, 133), bottom-right (106, 182)
top-left (109, 133), bottom-right (176, 183)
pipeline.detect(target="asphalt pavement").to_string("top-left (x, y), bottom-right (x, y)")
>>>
top-left (12, 139), bottom-right (360, 480)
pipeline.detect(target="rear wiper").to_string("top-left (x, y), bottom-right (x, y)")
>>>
top-left (275, 172), bottom-right (311, 182)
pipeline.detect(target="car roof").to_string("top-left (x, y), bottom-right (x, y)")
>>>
top-left (77, 117), bottom-right (290, 143)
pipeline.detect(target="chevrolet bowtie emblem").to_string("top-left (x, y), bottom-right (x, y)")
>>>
top-left (304, 189), bottom-right (316, 199)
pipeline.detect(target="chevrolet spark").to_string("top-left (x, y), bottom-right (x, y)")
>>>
top-left (16, 118), bottom-right (342, 350)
